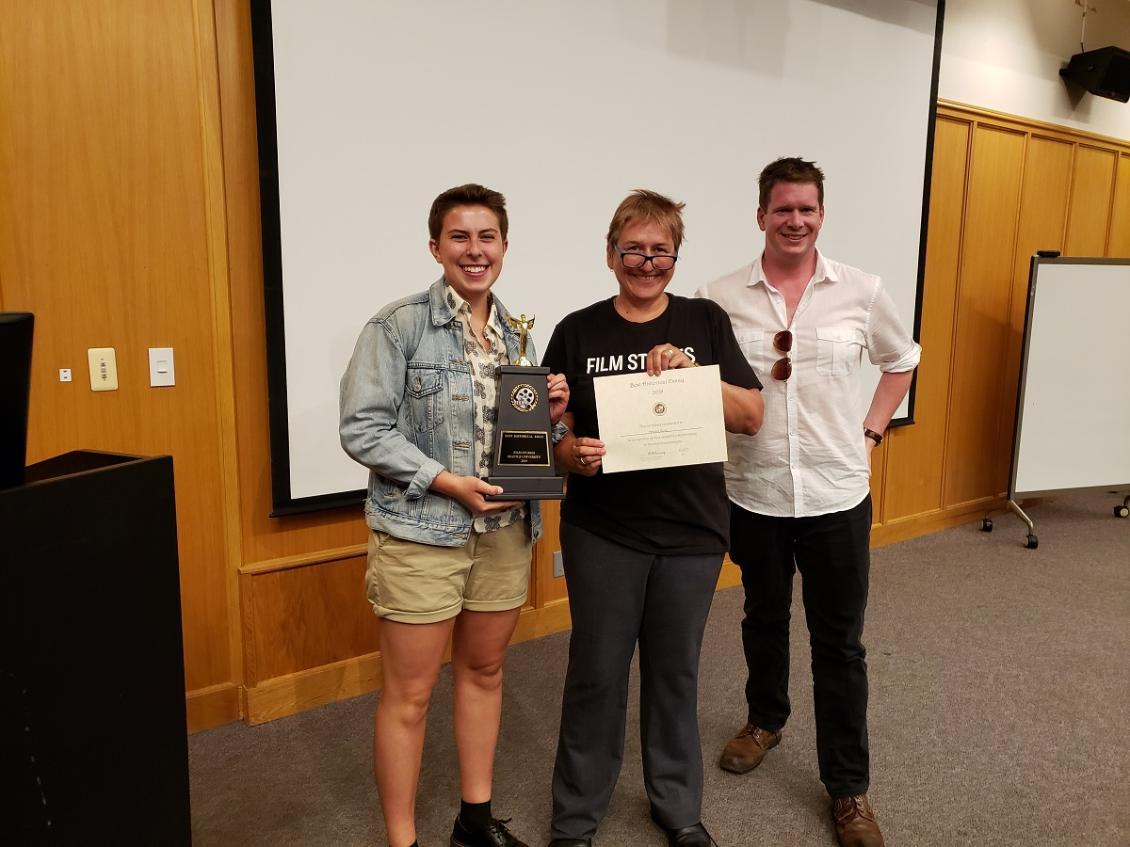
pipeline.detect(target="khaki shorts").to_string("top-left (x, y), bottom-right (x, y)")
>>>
top-left (365, 520), bottom-right (532, 624)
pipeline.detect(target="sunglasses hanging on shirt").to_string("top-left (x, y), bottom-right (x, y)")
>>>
top-left (771, 330), bottom-right (793, 381)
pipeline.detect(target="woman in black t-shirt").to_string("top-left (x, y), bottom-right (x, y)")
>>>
top-left (541, 191), bottom-right (764, 847)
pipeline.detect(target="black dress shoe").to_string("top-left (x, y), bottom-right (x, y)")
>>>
top-left (450, 815), bottom-right (528, 847)
top-left (649, 811), bottom-right (718, 847)
top-left (546, 840), bottom-right (592, 847)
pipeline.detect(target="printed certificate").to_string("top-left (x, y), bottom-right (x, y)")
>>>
top-left (592, 365), bottom-right (727, 474)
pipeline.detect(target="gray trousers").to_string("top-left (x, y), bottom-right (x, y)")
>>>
top-left (549, 521), bottom-right (723, 840)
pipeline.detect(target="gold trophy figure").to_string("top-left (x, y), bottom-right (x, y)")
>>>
top-left (506, 314), bottom-right (535, 366)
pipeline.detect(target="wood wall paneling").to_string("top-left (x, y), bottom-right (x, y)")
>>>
top-left (533, 500), bottom-right (569, 606)
top-left (884, 116), bottom-right (971, 522)
top-left (1065, 147), bottom-right (1118, 257)
top-left (942, 125), bottom-right (1027, 507)
top-left (1108, 155), bottom-right (1130, 257)
top-left (0, 1), bottom-right (234, 712)
top-left (246, 557), bottom-right (377, 683)
top-left (994, 136), bottom-right (1074, 476)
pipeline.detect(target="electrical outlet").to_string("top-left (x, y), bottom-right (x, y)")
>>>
top-left (87, 347), bottom-right (119, 391)
top-left (59, 368), bottom-right (72, 382)
top-left (553, 550), bottom-right (564, 578)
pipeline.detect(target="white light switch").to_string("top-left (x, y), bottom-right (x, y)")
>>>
top-left (148, 347), bottom-right (175, 387)
top-left (59, 368), bottom-right (72, 382)
top-left (87, 347), bottom-right (118, 391)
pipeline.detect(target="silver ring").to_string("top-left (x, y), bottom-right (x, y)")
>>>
top-left (578, 456), bottom-right (587, 466)
top-left (662, 348), bottom-right (675, 357)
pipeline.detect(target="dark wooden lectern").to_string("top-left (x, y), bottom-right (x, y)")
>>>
top-left (0, 451), bottom-right (191, 844)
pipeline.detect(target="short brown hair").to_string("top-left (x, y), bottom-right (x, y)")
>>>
top-left (606, 189), bottom-right (686, 252)
top-left (758, 157), bottom-right (825, 209)
top-left (428, 183), bottom-right (509, 240)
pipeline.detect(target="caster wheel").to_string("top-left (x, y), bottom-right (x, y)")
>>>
top-left (980, 518), bottom-right (993, 532)
top-left (1114, 505), bottom-right (1129, 518)
top-left (1025, 534), bottom-right (1039, 550)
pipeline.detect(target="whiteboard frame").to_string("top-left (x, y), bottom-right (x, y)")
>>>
top-left (249, 0), bottom-right (944, 516)
top-left (1009, 256), bottom-right (1130, 500)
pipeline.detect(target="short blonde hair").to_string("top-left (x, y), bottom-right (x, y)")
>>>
top-left (606, 189), bottom-right (686, 252)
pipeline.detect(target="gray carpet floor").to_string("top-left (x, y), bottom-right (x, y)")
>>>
top-left (190, 493), bottom-right (1130, 846)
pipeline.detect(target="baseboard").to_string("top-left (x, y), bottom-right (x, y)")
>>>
top-left (243, 599), bottom-right (576, 725)
top-left (871, 496), bottom-right (1004, 547)
top-left (244, 650), bottom-right (384, 726)
top-left (718, 559), bottom-right (742, 589)
top-left (511, 597), bottom-right (573, 642)
top-left (186, 682), bottom-right (242, 733)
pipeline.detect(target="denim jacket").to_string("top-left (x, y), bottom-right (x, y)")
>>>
top-left (340, 278), bottom-right (542, 547)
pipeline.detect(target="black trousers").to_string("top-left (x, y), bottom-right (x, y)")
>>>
top-left (550, 521), bottom-right (723, 840)
top-left (729, 495), bottom-right (872, 797)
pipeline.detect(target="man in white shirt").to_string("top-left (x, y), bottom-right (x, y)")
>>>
top-left (696, 158), bottom-right (920, 847)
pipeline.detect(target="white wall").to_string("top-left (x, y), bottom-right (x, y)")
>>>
top-left (940, 0), bottom-right (1130, 139)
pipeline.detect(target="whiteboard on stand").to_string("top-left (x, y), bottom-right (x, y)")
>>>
top-left (1011, 258), bottom-right (1130, 498)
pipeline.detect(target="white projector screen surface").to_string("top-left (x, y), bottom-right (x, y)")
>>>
top-left (253, 0), bottom-right (941, 511)
top-left (1011, 259), bottom-right (1130, 498)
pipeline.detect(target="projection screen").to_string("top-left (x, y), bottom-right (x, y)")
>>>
top-left (251, 0), bottom-right (943, 514)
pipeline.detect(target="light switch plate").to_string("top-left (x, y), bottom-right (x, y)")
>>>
top-left (148, 347), bottom-right (175, 387)
top-left (87, 347), bottom-right (118, 391)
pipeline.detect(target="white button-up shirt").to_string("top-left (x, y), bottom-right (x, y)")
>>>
top-left (696, 252), bottom-right (920, 518)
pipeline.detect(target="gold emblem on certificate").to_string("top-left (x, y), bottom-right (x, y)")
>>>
top-left (485, 313), bottom-right (566, 500)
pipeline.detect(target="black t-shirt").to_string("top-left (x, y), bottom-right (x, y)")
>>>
top-left (542, 294), bottom-right (762, 555)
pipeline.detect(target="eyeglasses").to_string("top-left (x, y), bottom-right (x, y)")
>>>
top-left (771, 330), bottom-right (793, 380)
top-left (613, 247), bottom-right (679, 271)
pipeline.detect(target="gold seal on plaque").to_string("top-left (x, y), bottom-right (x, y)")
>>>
top-left (510, 383), bottom-right (539, 413)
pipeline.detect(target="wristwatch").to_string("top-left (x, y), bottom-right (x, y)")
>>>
top-left (551, 421), bottom-right (570, 444)
top-left (863, 427), bottom-right (884, 446)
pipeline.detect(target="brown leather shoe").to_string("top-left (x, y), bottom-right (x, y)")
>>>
top-left (717, 723), bottom-right (782, 773)
top-left (831, 795), bottom-right (885, 847)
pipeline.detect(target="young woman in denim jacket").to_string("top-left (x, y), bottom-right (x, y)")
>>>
top-left (341, 184), bottom-right (569, 847)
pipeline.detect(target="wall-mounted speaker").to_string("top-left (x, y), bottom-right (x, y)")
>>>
top-left (1059, 46), bottom-right (1130, 103)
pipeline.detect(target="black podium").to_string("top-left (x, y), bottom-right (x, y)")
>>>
top-left (1, 451), bottom-right (191, 844)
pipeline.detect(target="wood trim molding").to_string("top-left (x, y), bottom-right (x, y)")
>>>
top-left (871, 496), bottom-right (1004, 548)
top-left (938, 100), bottom-right (1130, 151)
top-left (191, 0), bottom-right (246, 690)
top-left (245, 649), bottom-right (383, 726)
top-left (718, 559), bottom-right (742, 590)
top-left (187, 682), bottom-right (242, 733)
top-left (240, 543), bottom-right (368, 575)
